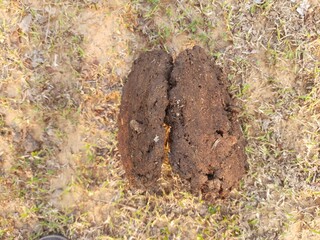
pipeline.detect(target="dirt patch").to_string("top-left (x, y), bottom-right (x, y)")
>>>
top-left (118, 46), bottom-right (247, 198)
top-left (167, 46), bottom-right (247, 198)
top-left (118, 50), bottom-right (173, 189)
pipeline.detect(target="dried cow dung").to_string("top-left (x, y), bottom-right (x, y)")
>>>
top-left (118, 46), bottom-right (247, 198)
top-left (166, 46), bottom-right (247, 198)
top-left (118, 50), bottom-right (173, 188)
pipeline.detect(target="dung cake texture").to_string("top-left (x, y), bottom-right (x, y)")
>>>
top-left (166, 46), bottom-right (247, 198)
top-left (117, 50), bottom-right (173, 188)
top-left (118, 46), bottom-right (247, 198)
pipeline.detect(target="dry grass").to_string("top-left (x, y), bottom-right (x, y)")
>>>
top-left (0, 0), bottom-right (319, 239)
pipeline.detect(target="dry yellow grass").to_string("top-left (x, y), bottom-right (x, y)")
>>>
top-left (0, 0), bottom-right (319, 239)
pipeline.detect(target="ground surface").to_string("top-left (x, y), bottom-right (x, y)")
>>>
top-left (0, 0), bottom-right (320, 239)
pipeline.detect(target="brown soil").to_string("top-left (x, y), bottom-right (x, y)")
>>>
top-left (119, 46), bottom-right (247, 198)
top-left (118, 50), bottom-right (173, 189)
top-left (167, 46), bottom-right (247, 198)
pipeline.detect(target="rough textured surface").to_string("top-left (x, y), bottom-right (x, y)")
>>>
top-left (118, 46), bottom-right (247, 198)
top-left (118, 50), bottom-right (173, 188)
top-left (166, 46), bottom-right (247, 198)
